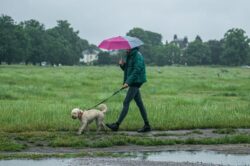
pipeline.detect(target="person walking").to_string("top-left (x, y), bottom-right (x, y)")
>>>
top-left (106, 47), bottom-right (151, 132)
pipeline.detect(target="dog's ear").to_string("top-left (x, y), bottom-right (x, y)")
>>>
top-left (77, 110), bottom-right (84, 119)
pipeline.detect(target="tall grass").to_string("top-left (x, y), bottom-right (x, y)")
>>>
top-left (0, 65), bottom-right (250, 132)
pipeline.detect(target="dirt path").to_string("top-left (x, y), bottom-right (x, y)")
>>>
top-left (2, 129), bottom-right (250, 166)
top-left (18, 144), bottom-right (250, 155)
top-left (2, 128), bottom-right (250, 155)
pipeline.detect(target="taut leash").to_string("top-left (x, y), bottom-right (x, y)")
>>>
top-left (86, 87), bottom-right (126, 110)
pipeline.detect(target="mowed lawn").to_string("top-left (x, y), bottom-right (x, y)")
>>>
top-left (0, 65), bottom-right (250, 132)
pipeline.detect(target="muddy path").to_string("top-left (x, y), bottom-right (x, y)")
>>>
top-left (2, 128), bottom-right (250, 155)
top-left (2, 129), bottom-right (250, 166)
top-left (19, 144), bottom-right (250, 155)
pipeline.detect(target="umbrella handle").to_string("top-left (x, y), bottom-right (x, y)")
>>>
top-left (119, 54), bottom-right (126, 65)
top-left (119, 57), bottom-right (124, 65)
top-left (120, 54), bottom-right (123, 62)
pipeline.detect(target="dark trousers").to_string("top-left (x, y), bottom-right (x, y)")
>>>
top-left (117, 87), bottom-right (149, 125)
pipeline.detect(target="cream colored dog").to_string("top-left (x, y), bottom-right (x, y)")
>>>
top-left (71, 104), bottom-right (108, 135)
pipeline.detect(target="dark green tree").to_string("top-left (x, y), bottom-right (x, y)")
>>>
top-left (127, 27), bottom-right (162, 46)
top-left (207, 40), bottom-right (223, 65)
top-left (97, 52), bottom-right (111, 65)
top-left (153, 43), bottom-right (181, 66)
top-left (195, 35), bottom-right (203, 42)
top-left (153, 46), bottom-right (167, 66)
top-left (183, 36), bottom-right (188, 46)
top-left (248, 47), bottom-right (250, 65)
top-left (174, 34), bottom-right (178, 40)
top-left (21, 19), bottom-right (47, 65)
top-left (221, 28), bottom-right (250, 65)
top-left (167, 43), bottom-right (182, 64)
top-left (183, 40), bottom-right (211, 65)
top-left (0, 15), bottom-right (27, 64)
top-left (46, 20), bottom-right (88, 65)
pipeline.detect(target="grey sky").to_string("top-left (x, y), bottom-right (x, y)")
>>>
top-left (1, 0), bottom-right (250, 45)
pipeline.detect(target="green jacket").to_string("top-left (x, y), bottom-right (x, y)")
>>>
top-left (120, 48), bottom-right (147, 85)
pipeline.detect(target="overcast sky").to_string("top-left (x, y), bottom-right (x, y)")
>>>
top-left (1, 0), bottom-right (250, 45)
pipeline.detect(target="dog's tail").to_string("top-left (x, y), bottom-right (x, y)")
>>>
top-left (98, 104), bottom-right (108, 113)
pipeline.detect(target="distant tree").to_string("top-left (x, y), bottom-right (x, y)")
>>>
top-left (248, 47), bottom-right (250, 65)
top-left (174, 34), bottom-right (178, 40)
top-left (164, 43), bottom-right (181, 65)
top-left (168, 43), bottom-right (182, 64)
top-left (20, 19), bottom-right (47, 65)
top-left (86, 44), bottom-right (100, 53)
top-left (195, 35), bottom-right (202, 42)
top-left (97, 52), bottom-right (111, 65)
top-left (0, 15), bottom-right (14, 64)
top-left (247, 52), bottom-right (250, 65)
top-left (45, 30), bottom-right (68, 65)
top-left (153, 46), bottom-right (166, 66)
top-left (0, 15), bottom-right (27, 64)
top-left (153, 43), bottom-right (181, 66)
top-left (46, 20), bottom-right (88, 65)
top-left (183, 36), bottom-right (188, 47)
top-left (2, 15), bottom-right (250, 67)
top-left (183, 40), bottom-right (211, 65)
top-left (221, 28), bottom-right (250, 66)
top-left (0, 16), bottom-right (94, 65)
top-left (127, 27), bottom-right (162, 46)
top-left (207, 40), bottom-right (223, 65)
top-left (126, 28), bottom-right (145, 42)
top-left (139, 45), bottom-right (155, 64)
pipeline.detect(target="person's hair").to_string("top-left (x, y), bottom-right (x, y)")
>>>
top-left (132, 47), bottom-right (139, 51)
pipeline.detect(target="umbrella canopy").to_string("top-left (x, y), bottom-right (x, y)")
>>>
top-left (98, 36), bottom-right (144, 50)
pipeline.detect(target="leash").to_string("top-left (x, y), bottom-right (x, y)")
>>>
top-left (86, 87), bottom-right (127, 110)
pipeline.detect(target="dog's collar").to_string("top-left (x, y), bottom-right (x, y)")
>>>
top-left (78, 111), bottom-right (83, 119)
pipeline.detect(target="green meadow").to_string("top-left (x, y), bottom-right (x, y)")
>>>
top-left (0, 65), bottom-right (250, 132)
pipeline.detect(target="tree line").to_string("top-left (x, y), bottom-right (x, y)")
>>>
top-left (0, 15), bottom-right (93, 65)
top-left (1, 14), bottom-right (250, 66)
top-left (98, 28), bottom-right (250, 66)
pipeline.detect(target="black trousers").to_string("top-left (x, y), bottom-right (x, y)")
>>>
top-left (117, 87), bottom-right (149, 125)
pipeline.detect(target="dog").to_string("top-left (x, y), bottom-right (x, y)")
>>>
top-left (71, 104), bottom-right (108, 135)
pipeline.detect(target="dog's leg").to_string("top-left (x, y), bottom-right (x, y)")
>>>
top-left (101, 122), bottom-right (107, 132)
top-left (78, 121), bottom-right (87, 135)
top-left (85, 124), bottom-right (89, 132)
top-left (96, 119), bottom-right (101, 133)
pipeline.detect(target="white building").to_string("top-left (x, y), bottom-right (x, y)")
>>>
top-left (80, 50), bottom-right (99, 64)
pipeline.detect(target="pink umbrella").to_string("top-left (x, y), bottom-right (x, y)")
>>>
top-left (98, 36), bottom-right (144, 50)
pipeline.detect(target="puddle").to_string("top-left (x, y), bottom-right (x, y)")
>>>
top-left (1, 151), bottom-right (250, 166)
top-left (133, 150), bottom-right (250, 165)
top-left (0, 158), bottom-right (72, 166)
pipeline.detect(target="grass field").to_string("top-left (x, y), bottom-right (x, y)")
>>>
top-left (0, 65), bottom-right (250, 132)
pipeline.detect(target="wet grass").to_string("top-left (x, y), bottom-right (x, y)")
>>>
top-left (0, 151), bottom-right (133, 160)
top-left (1, 131), bottom-right (250, 153)
top-left (0, 65), bottom-right (250, 132)
top-left (0, 137), bottom-right (26, 152)
top-left (212, 128), bottom-right (236, 134)
top-left (152, 130), bottom-right (203, 137)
